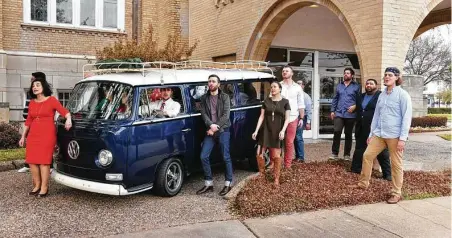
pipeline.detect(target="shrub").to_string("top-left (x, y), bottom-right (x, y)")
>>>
top-left (428, 108), bottom-right (451, 114)
top-left (96, 24), bottom-right (198, 63)
top-left (411, 116), bottom-right (448, 128)
top-left (0, 122), bottom-right (21, 149)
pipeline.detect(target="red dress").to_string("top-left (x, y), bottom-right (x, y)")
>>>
top-left (25, 96), bottom-right (69, 165)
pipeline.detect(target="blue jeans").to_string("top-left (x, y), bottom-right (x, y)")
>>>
top-left (200, 131), bottom-right (233, 182)
top-left (295, 116), bottom-right (307, 161)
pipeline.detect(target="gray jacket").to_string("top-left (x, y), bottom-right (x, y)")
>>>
top-left (200, 89), bottom-right (231, 132)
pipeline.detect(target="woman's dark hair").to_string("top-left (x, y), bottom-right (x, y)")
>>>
top-left (344, 67), bottom-right (355, 76)
top-left (28, 77), bottom-right (53, 99)
top-left (270, 80), bottom-right (282, 89)
top-left (32, 72), bottom-right (46, 80)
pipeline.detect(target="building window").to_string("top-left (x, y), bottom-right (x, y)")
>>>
top-left (57, 0), bottom-right (73, 24)
top-left (31, 0), bottom-right (48, 22)
top-left (58, 91), bottom-right (72, 107)
top-left (24, 0), bottom-right (125, 31)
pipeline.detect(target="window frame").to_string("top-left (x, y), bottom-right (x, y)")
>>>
top-left (23, 0), bottom-right (125, 31)
top-left (57, 90), bottom-right (72, 107)
top-left (136, 85), bottom-right (188, 122)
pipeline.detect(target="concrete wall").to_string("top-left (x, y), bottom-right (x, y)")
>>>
top-left (401, 75), bottom-right (428, 117)
top-left (1, 54), bottom-right (87, 121)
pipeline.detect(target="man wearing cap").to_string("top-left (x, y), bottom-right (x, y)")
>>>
top-left (352, 67), bottom-right (412, 204)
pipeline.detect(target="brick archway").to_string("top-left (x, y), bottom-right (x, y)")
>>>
top-left (414, 8), bottom-right (451, 38)
top-left (244, 0), bottom-right (361, 71)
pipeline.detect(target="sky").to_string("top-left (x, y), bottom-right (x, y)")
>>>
top-left (419, 24), bottom-right (451, 94)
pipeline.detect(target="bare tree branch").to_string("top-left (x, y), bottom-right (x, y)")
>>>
top-left (404, 25), bottom-right (451, 86)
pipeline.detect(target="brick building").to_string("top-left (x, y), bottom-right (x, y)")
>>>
top-left (0, 0), bottom-right (450, 138)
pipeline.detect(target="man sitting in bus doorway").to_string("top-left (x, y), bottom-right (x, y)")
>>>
top-left (143, 87), bottom-right (181, 118)
top-left (329, 67), bottom-right (361, 161)
top-left (197, 74), bottom-right (234, 196)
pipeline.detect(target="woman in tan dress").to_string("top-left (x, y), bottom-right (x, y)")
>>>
top-left (252, 81), bottom-right (290, 186)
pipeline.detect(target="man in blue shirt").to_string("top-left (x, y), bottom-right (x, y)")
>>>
top-left (329, 68), bottom-right (361, 161)
top-left (295, 79), bottom-right (312, 162)
top-left (352, 67), bottom-right (412, 204)
top-left (351, 79), bottom-right (391, 180)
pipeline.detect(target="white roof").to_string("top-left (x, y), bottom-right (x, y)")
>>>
top-left (80, 69), bottom-right (276, 86)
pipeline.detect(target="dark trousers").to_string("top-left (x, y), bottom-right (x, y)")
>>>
top-left (351, 122), bottom-right (391, 178)
top-left (332, 117), bottom-right (355, 156)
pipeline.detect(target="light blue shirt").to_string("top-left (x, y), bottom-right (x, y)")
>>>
top-left (303, 92), bottom-right (312, 123)
top-left (369, 86), bottom-right (412, 141)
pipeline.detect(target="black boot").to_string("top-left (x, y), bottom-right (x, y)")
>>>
top-left (218, 186), bottom-right (232, 196)
top-left (196, 186), bottom-right (213, 195)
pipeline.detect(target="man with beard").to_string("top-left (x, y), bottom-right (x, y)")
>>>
top-left (351, 67), bottom-right (412, 204)
top-left (279, 66), bottom-right (305, 169)
top-left (329, 68), bottom-right (361, 161)
top-left (351, 79), bottom-right (391, 181)
top-left (196, 74), bottom-right (233, 196)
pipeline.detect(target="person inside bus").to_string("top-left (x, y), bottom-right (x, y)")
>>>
top-left (140, 87), bottom-right (181, 118)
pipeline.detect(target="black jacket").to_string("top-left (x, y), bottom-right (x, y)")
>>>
top-left (356, 91), bottom-right (381, 138)
top-left (200, 89), bottom-right (231, 132)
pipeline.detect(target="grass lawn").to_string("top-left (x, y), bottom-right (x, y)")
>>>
top-left (0, 148), bottom-right (25, 162)
top-left (438, 134), bottom-right (452, 141)
top-left (428, 114), bottom-right (452, 120)
top-left (233, 160), bottom-right (451, 218)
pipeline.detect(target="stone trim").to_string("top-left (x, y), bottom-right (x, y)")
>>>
top-left (3, 50), bottom-right (96, 60)
top-left (20, 23), bottom-right (127, 38)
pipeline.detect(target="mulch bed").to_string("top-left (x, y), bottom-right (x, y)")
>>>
top-left (233, 160), bottom-right (451, 218)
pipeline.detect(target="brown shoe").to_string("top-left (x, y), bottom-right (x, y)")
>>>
top-left (387, 195), bottom-right (402, 204)
top-left (273, 156), bottom-right (282, 186)
top-left (256, 155), bottom-right (265, 176)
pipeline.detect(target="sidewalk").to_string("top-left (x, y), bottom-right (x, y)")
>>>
top-left (113, 196), bottom-right (451, 238)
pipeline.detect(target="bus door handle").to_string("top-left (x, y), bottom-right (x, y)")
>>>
top-left (181, 128), bottom-right (191, 132)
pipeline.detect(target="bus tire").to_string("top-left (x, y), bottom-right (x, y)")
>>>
top-left (154, 157), bottom-right (184, 197)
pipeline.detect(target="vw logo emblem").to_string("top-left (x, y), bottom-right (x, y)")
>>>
top-left (68, 140), bottom-right (80, 159)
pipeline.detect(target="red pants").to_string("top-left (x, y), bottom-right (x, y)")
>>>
top-left (284, 119), bottom-right (298, 168)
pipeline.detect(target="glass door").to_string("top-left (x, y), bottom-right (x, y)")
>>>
top-left (318, 75), bottom-right (343, 136)
top-left (292, 67), bottom-right (313, 138)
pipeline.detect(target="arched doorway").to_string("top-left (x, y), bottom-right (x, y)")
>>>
top-left (404, 0), bottom-right (451, 116)
top-left (244, 1), bottom-right (361, 139)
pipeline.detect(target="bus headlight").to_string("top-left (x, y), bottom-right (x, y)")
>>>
top-left (98, 150), bottom-right (113, 166)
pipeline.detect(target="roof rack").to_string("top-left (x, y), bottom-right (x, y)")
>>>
top-left (82, 60), bottom-right (274, 79)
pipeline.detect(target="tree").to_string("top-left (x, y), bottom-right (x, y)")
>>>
top-left (437, 89), bottom-right (451, 105)
top-left (404, 25), bottom-right (451, 86)
top-left (96, 24), bottom-right (198, 62)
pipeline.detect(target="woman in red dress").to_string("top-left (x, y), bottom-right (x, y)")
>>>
top-left (19, 77), bottom-right (72, 197)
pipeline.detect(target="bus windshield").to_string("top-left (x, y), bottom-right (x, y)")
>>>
top-left (66, 82), bottom-right (133, 120)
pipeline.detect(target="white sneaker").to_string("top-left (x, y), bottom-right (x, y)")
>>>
top-left (343, 155), bottom-right (351, 161)
top-left (17, 167), bottom-right (30, 173)
top-left (328, 154), bottom-right (339, 160)
top-left (50, 168), bottom-right (54, 174)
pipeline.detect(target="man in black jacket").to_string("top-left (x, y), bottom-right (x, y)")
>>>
top-left (196, 74), bottom-right (233, 196)
top-left (351, 79), bottom-right (391, 180)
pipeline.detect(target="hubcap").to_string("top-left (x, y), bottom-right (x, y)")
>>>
top-left (166, 162), bottom-right (182, 193)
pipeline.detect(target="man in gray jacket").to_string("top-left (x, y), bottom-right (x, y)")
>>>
top-left (196, 74), bottom-right (233, 196)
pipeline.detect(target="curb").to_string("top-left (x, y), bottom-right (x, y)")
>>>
top-left (223, 173), bottom-right (260, 201)
top-left (0, 159), bottom-right (25, 172)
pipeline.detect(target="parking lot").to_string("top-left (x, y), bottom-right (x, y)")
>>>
top-left (1, 137), bottom-right (449, 237)
top-left (0, 165), bottom-right (253, 238)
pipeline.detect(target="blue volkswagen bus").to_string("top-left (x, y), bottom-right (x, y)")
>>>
top-left (52, 61), bottom-right (275, 196)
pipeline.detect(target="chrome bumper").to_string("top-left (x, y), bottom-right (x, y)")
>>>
top-left (52, 171), bottom-right (150, 196)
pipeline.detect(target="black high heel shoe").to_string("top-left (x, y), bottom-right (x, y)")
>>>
top-left (28, 189), bottom-right (41, 196)
top-left (37, 192), bottom-right (48, 198)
